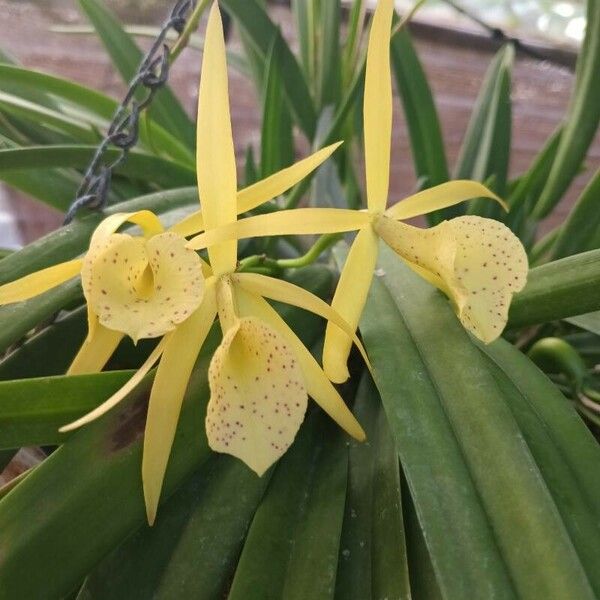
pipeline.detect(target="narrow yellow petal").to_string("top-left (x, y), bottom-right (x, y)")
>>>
top-left (168, 210), bottom-right (205, 238)
top-left (385, 180), bottom-right (507, 221)
top-left (235, 287), bottom-right (366, 441)
top-left (197, 2), bottom-right (237, 275)
top-left (206, 316), bottom-right (307, 476)
top-left (236, 142), bottom-right (344, 214)
top-left (59, 337), bottom-right (167, 433)
top-left (67, 323), bottom-right (123, 375)
top-left (82, 232), bottom-right (205, 342)
top-left (168, 143), bottom-right (343, 239)
top-left (0, 259), bottom-right (82, 305)
top-left (186, 209), bottom-right (370, 251)
top-left (374, 214), bottom-right (528, 342)
top-left (233, 272), bottom-right (372, 373)
top-left (323, 228), bottom-right (379, 383)
top-left (364, 0), bottom-right (394, 213)
top-left (143, 288), bottom-right (217, 525)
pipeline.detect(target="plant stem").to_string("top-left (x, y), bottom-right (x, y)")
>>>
top-left (170, 0), bottom-right (212, 62)
top-left (238, 233), bottom-right (342, 273)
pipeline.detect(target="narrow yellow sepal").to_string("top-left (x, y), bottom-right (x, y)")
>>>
top-left (196, 2), bottom-right (237, 275)
top-left (323, 227), bottom-right (379, 383)
top-left (186, 208), bottom-right (370, 251)
top-left (364, 0), bottom-right (394, 213)
top-left (67, 322), bottom-right (123, 375)
top-left (385, 180), bottom-right (507, 221)
top-left (59, 337), bottom-right (167, 433)
top-left (0, 259), bottom-right (82, 305)
top-left (143, 286), bottom-right (217, 525)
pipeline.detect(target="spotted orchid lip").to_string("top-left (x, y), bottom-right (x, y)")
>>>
top-left (81, 230), bottom-right (205, 342)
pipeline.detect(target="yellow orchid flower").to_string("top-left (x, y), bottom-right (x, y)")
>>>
top-left (186, 0), bottom-right (529, 384)
top-left (40, 2), bottom-right (363, 524)
top-left (177, 2), bottom-right (366, 490)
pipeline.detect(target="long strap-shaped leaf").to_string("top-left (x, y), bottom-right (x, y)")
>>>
top-left (358, 243), bottom-right (597, 600)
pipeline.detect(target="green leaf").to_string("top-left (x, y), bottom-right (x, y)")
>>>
top-left (0, 306), bottom-right (88, 380)
top-left (79, 455), bottom-right (270, 600)
top-left (506, 128), bottom-right (561, 240)
top-left (566, 311), bottom-right (600, 336)
top-left (391, 23), bottom-right (449, 202)
top-left (0, 370), bottom-right (133, 449)
top-left (221, 0), bottom-right (317, 140)
top-left (317, 0), bottom-right (341, 109)
top-left (534, 0), bottom-right (600, 218)
top-left (260, 36), bottom-right (295, 178)
top-left (0, 65), bottom-right (195, 166)
top-left (456, 44), bottom-right (513, 217)
top-left (228, 411), bottom-right (348, 600)
top-left (335, 374), bottom-right (409, 600)
top-left (0, 90), bottom-right (98, 143)
top-left (478, 339), bottom-right (600, 596)
top-left (551, 168), bottom-right (600, 259)
top-left (293, 0), bottom-right (316, 89)
top-left (78, 0), bottom-right (194, 148)
top-left (509, 249), bottom-right (600, 329)
top-left (359, 244), bottom-right (597, 599)
top-left (0, 145), bottom-right (196, 210)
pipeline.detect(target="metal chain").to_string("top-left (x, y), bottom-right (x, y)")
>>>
top-left (63, 0), bottom-right (197, 224)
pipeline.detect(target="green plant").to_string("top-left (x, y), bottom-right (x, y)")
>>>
top-left (0, 0), bottom-right (599, 598)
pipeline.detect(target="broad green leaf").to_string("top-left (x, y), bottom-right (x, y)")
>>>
top-left (228, 411), bottom-right (348, 600)
top-left (0, 65), bottom-right (194, 166)
top-left (335, 374), bottom-right (409, 600)
top-left (479, 339), bottom-right (600, 596)
top-left (0, 370), bottom-right (133, 449)
top-left (391, 23), bottom-right (449, 205)
top-left (0, 306), bottom-right (88, 380)
top-left (359, 243), bottom-right (596, 599)
top-left (342, 0), bottom-right (366, 87)
top-left (0, 145), bottom-right (196, 210)
top-left (78, 0), bottom-right (194, 148)
top-left (221, 0), bottom-right (317, 140)
top-left (79, 455), bottom-right (270, 600)
top-left (0, 90), bottom-right (98, 143)
top-left (260, 36), bottom-right (294, 178)
top-left (0, 280), bottom-right (83, 359)
top-left (509, 249), bottom-right (600, 329)
top-left (534, 0), bottom-right (600, 218)
top-left (551, 169), bottom-right (600, 259)
top-left (566, 311), bottom-right (600, 336)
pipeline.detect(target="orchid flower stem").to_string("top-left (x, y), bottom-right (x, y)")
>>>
top-left (170, 0), bottom-right (212, 62)
top-left (276, 233), bottom-right (343, 268)
top-left (238, 233), bottom-right (343, 274)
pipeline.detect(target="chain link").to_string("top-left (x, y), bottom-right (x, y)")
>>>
top-left (63, 0), bottom-right (197, 224)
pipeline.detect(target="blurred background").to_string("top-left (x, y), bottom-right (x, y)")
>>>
top-left (0, 0), bottom-right (597, 246)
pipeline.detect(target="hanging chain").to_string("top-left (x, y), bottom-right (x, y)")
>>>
top-left (63, 0), bottom-right (197, 224)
